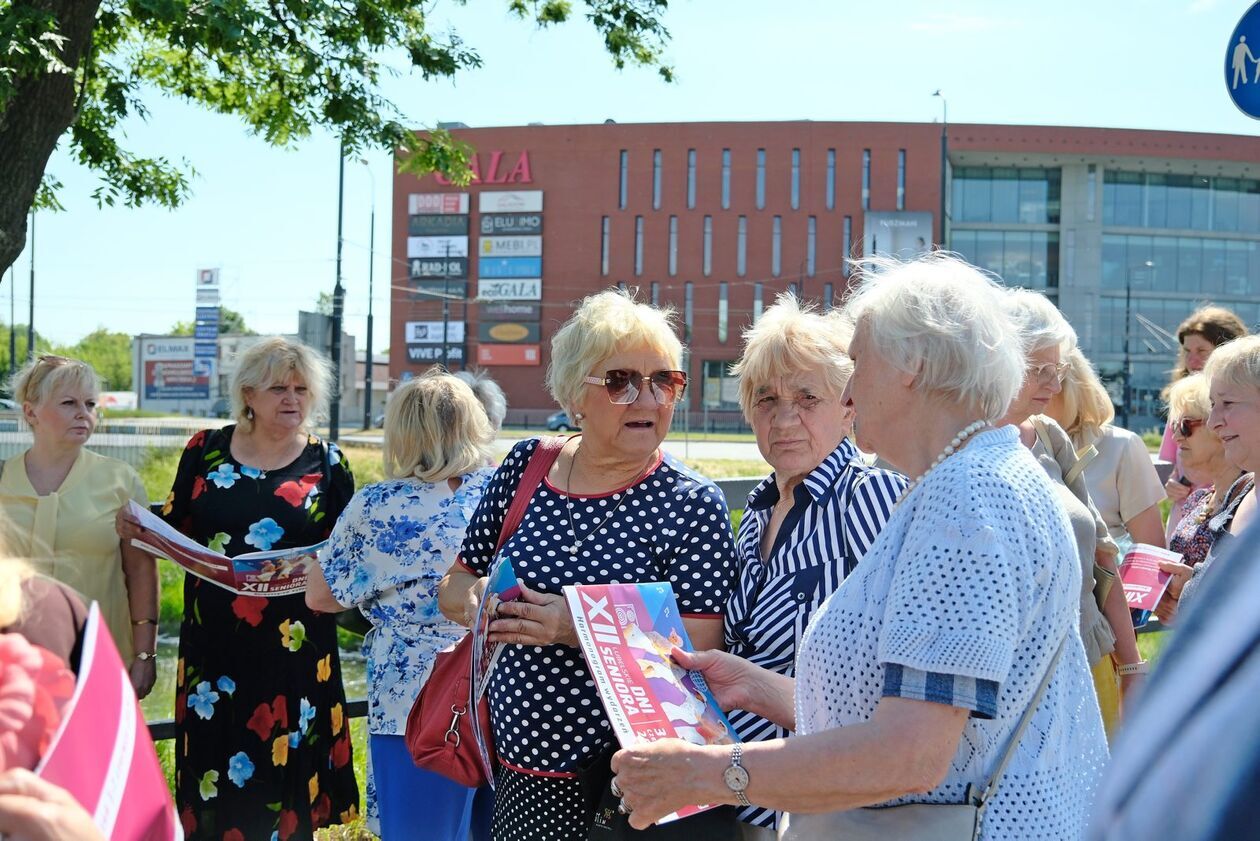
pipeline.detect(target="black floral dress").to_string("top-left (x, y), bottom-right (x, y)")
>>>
top-left (162, 426), bottom-right (359, 840)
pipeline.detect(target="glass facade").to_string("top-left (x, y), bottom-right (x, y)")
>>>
top-left (950, 229), bottom-right (1060, 294)
top-left (1100, 233), bottom-right (1259, 295)
top-left (951, 167), bottom-right (1061, 224)
top-left (1103, 172), bottom-right (1260, 233)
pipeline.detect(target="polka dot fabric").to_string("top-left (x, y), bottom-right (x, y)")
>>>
top-left (459, 438), bottom-right (738, 777)
top-left (794, 427), bottom-right (1107, 841)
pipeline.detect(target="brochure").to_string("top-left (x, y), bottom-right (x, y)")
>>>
top-left (1119, 543), bottom-right (1182, 611)
top-left (35, 604), bottom-right (182, 840)
top-left (565, 581), bottom-right (739, 823)
top-left (469, 555), bottom-right (523, 788)
top-left (126, 500), bottom-right (323, 597)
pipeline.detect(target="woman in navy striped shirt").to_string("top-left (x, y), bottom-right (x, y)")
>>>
top-left (723, 294), bottom-right (906, 840)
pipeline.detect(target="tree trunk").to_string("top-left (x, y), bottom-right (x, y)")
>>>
top-left (0, 0), bottom-right (101, 276)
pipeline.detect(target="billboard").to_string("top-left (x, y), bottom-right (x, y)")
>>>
top-left (404, 321), bottom-right (465, 344)
top-left (197, 269), bottom-right (220, 287)
top-left (480, 236), bottom-right (542, 258)
top-left (478, 321), bottom-right (541, 343)
top-left (409, 257), bottom-right (469, 279)
top-left (141, 339), bottom-right (211, 400)
top-left (862, 212), bottom-right (934, 261)
top-left (478, 256), bottom-right (542, 278)
top-left (480, 213), bottom-right (543, 235)
top-left (478, 191), bottom-right (544, 213)
top-left (407, 236), bottom-right (469, 258)
top-left (405, 345), bottom-right (466, 363)
top-left (410, 280), bottom-right (467, 299)
top-left (476, 344), bottom-right (541, 366)
top-left (409, 214), bottom-right (470, 236)
top-left (481, 301), bottom-right (540, 321)
top-left (408, 193), bottom-right (469, 215)
top-left (477, 279), bottom-right (542, 300)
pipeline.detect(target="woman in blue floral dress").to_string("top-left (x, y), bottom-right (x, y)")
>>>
top-left (123, 339), bottom-right (359, 840)
top-left (309, 369), bottom-right (498, 840)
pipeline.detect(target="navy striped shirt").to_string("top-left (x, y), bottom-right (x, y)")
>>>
top-left (724, 439), bottom-right (905, 828)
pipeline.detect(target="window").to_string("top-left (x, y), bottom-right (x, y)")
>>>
top-left (617, 281), bottom-right (628, 292)
top-left (687, 149), bottom-right (697, 209)
top-left (791, 148), bottom-right (801, 210)
top-left (772, 215), bottom-right (782, 277)
top-left (953, 167), bottom-right (1062, 224)
top-left (737, 216), bottom-right (747, 277)
top-left (684, 281), bottom-right (694, 342)
top-left (753, 282), bottom-right (764, 321)
top-left (634, 216), bottom-right (644, 276)
top-left (619, 150), bottom-right (628, 209)
top-left (897, 149), bottom-right (906, 210)
top-left (756, 148), bottom-right (766, 210)
top-left (718, 282), bottom-right (729, 343)
top-left (862, 149), bottom-right (871, 210)
top-left (703, 216), bottom-right (713, 276)
top-left (842, 216), bottom-right (853, 275)
top-left (826, 149), bottom-right (836, 210)
top-left (650, 281), bottom-right (660, 307)
top-left (950, 229), bottom-right (1061, 291)
top-left (823, 282), bottom-right (834, 310)
top-left (600, 216), bottom-right (611, 276)
top-left (668, 216), bottom-right (678, 276)
top-left (1098, 232), bottom-right (1260, 296)
top-left (652, 149), bottom-right (662, 210)
top-left (721, 149), bottom-right (732, 210)
top-left (701, 360), bottom-right (740, 410)
top-left (807, 216), bottom-right (817, 277)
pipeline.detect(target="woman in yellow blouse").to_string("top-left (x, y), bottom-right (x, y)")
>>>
top-left (0, 355), bottom-right (158, 698)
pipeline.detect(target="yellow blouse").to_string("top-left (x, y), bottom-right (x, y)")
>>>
top-left (0, 448), bottom-right (149, 661)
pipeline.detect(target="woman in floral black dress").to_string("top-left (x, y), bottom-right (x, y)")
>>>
top-left (121, 338), bottom-right (358, 840)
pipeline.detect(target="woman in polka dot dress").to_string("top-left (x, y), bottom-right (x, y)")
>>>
top-left (439, 290), bottom-right (739, 841)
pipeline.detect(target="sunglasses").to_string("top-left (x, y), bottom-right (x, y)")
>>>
top-left (1175, 417), bottom-right (1205, 438)
top-left (1029, 361), bottom-right (1069, 383)
top-left (583, 369), bottom-right (688, 405)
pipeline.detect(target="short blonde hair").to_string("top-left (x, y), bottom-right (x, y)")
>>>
top-left (1167, 373), bottom-right (1211, 423)
top-left (1204, 335), bottom-right (1260, 396)
top-left (1055, 347), bottom-right (1115, 447)
top-left (842, 253), bottom-right (1025, 423)
top-left (545, 289), bottom-right (682, 412)
top-left (732, 293), bottom-right (853, 420)
top-left (1002, 288), bottom-right (1077, 356)
top-left (382, 369), bottom-right (494, 482)
top-left (232, 337), bottom-right (332, 433)
top-left (10, 355), bottom-right (100, 407)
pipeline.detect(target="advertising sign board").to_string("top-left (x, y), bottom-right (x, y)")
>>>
top-left (478, 191), bottom-right (544, 213)
top-left (405, 344), bottom-right (466, 363)
top-left (409, 257), bottom-right (469, 279)
top-left (480, 236), bottom-right (543, 257)
top-left (409, 214), bottom-right (470, 236)
top-left (480, 213), bottom-right (543, 235)
top-left (862, 211), bottom-right (934, 261)
top-left (410, 280), bottom-right (468, 299)
top-left (478, 322), bottom-right (541, 343)
top-left (408, 193), bottom-right (470, 215)
top-left (142, 338), bottom-right (211, 399)
top-left (476, 344), bottom-right (541, 366)
top-left (404, 321), bottom-right (465, 344)
top-left (477, 279), bottom-right (542, 300)
top-left (478, 256), bottom-right (542, 278)
top-left (481, 301), bottom-right (540, 321)
top-left (407, 235), bottom-right (469, 258)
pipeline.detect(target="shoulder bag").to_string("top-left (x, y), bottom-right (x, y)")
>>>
top-left (779, 632), bottom-right (1069, 841)
top-left (405, 436), bottom-right (567, 787)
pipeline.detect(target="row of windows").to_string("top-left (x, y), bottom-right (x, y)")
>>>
top-left (618, 147), bottom-right (905, 212)
top-left (951, 167), bottom-right (1062, 225)
top-left (1103, 172), bottom-right (1260, 234)
top-left (1100, 233), bottom-right (1260, 297)
top-left (601, 214), bottom-right (855, 279)
top-left (1093, 296), bottom-right (1260, 365)
top-left (949, 229), bottom-right (1060, 292)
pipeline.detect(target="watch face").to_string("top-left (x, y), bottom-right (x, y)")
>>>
top-left (723, 764), bottom-right (750, 792)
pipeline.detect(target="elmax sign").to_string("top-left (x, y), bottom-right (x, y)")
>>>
top-left (434, 151), bottom-right (533, 185)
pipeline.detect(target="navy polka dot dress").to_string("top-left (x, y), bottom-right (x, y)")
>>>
top-left (458, 438), bottom-right (738, 840)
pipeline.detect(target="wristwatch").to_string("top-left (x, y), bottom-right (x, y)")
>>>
top-left (723, 744), bottom-right (752, 807)
top-left (135, 651), bottom-right (158, 662)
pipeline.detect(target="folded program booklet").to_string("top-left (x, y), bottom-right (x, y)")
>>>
top-left (1119, 543), bottom-right (1182, 611)
top-left (565, 581), bottom-right (739, 823)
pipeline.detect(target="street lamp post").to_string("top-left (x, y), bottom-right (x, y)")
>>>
top-left (27, 209), bottom-right (35, 361)
top-left (330, 139), bottom-right (346, 441)
top-left (1121, 259), bottom-right (1155, 430)
top-left (932, 90), bottom-right (948, 248)
top-left (360, 161), bottom-right (375, 430)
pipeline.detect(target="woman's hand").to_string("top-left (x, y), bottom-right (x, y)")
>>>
top-left (610, 741), bottom-right (728, 830)
top-left (671, 648), bottom-right (757, 713)
top-left (0, 768), bottom-right (106, 841)
top-left (1165, 477), bottom-right (1191, 503)
top-left (129, 657), bottom-right (157, 700)
top-left (488, 582), bottom-right (578, 647)
top-left (114, 505), bottom-right (146, 543)
top-left (1153, 560), bottom-right (1194, 624)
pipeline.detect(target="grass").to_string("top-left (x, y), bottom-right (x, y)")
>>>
top-left (1142, 431), bottom-right (1163, 452)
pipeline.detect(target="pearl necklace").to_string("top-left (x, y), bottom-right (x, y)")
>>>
top-left (900, 420), bottom-right (990, 500)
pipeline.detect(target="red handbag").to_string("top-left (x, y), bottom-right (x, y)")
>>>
top-left (406, 436), bottom-right (567, 787)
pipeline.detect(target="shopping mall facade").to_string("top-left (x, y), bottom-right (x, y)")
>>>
top-left (390, 121), bottom-right (1260, 429)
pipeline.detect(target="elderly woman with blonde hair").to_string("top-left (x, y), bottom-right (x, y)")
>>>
top-left (308, 369), bottom-right (498, 840)
top-left (438, 289), bottom-right (739, 841)
top-left (725, 295), bottom-right (905, 840)
top-left (1046, 347), bottom-right (1167, 549)
top-left (610, 255), bottom-right (1105, 840)
top-left (118, 337), bottom-right (359, 840)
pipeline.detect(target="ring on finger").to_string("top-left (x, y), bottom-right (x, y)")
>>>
top-left (609, 778), bottom-right (623, 798)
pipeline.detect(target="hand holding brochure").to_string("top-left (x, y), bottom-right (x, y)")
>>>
top-left (126, 500), bottom-right (323, 597)
top-left (565, 581), bottom-right (738, 823)
top-left (1119, 543), bottom-right (1182, 611)
top-left (470, 555), bottom-right (523, 788)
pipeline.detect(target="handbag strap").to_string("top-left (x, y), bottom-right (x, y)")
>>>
top-left (976, 631), bottom-right (1069, 809)
top-left (495, 436), bottom-right (567, 551)
top-left (1064, 444), bottom-right (1098, 487)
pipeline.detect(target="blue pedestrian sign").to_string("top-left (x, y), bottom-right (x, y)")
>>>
top-left (1226, 3), bottom-right (1260, 118)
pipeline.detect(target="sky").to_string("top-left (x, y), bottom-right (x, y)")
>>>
top-left (4, 0), bottom-right (1259, 353)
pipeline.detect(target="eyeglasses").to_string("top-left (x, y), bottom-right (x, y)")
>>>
top-left (752, 394), bottom-right (826, 416)
top-left (1175, 417), bottom-right (1205, 438)
top-left (583, 369), bottom-right (688, 405)
top-left (1029, 361), bottom-right (1069, 383)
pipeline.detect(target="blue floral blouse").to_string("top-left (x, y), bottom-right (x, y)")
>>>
top-left (320, 469), bottom-right (496, 734)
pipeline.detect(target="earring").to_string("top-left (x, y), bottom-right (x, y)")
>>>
top-left (573, 412), bottom-right (585, 422)
top-left (245, 406), bottom-right (255, 421)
